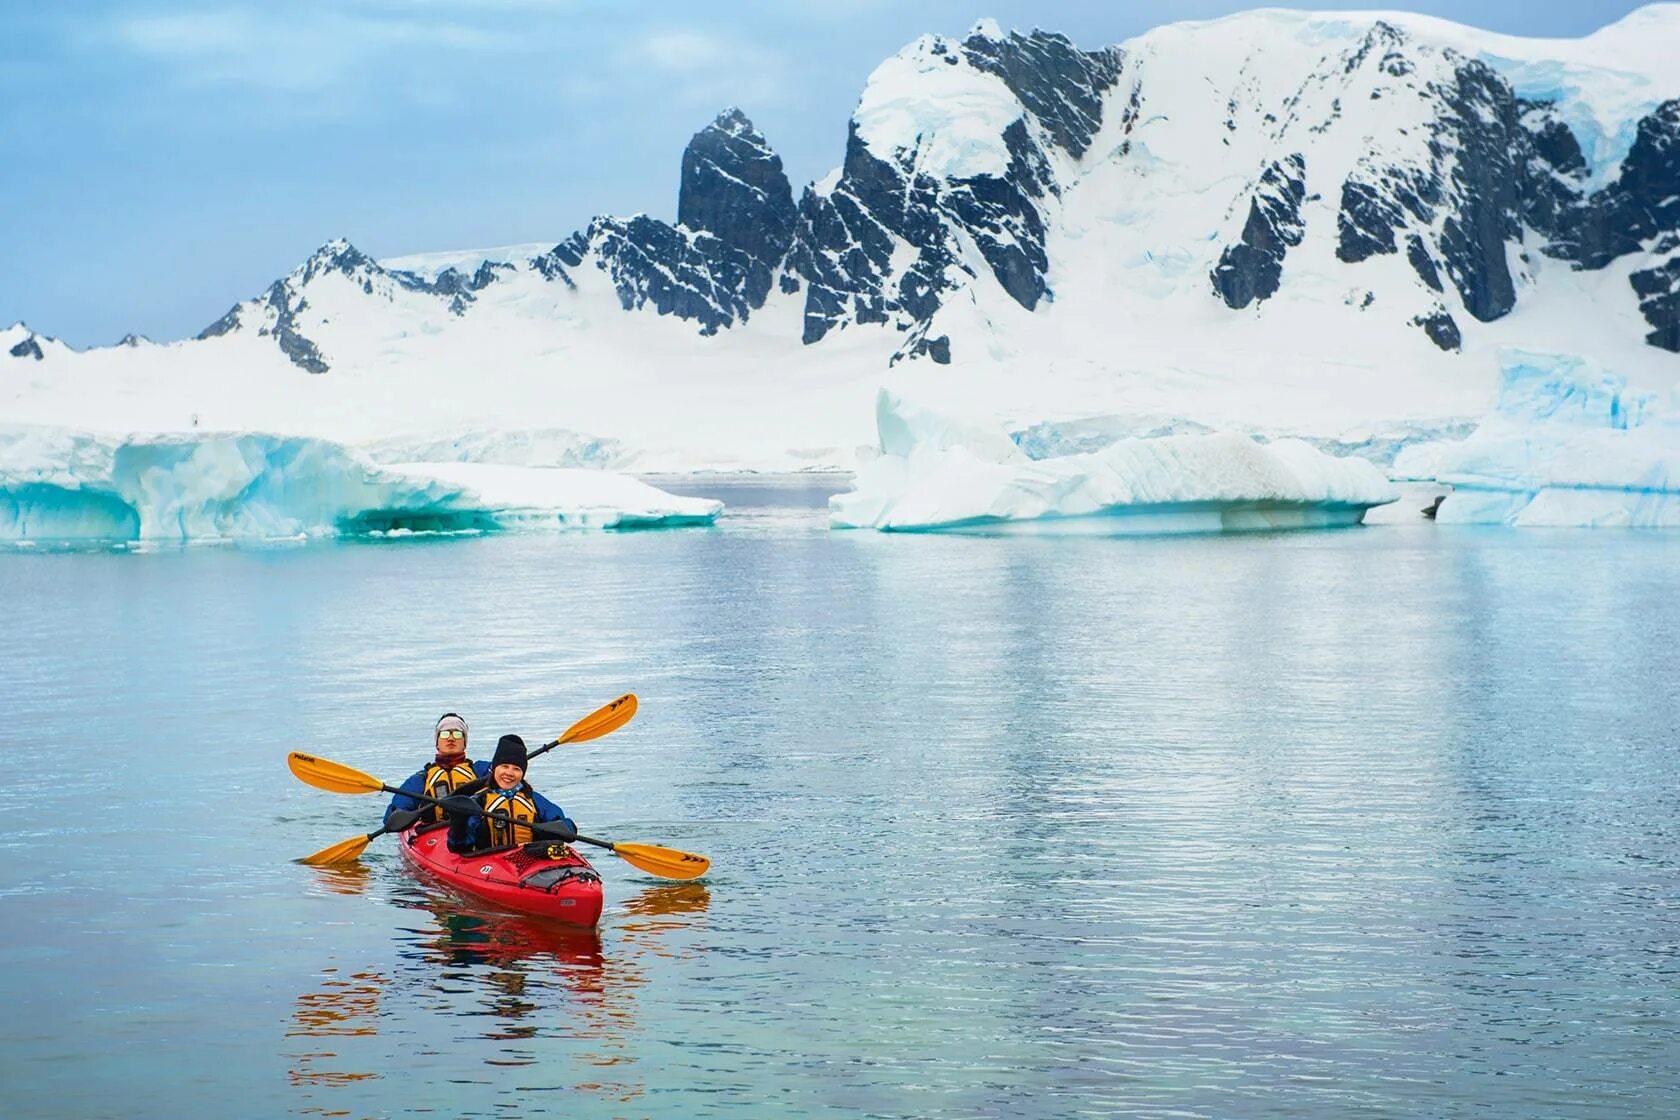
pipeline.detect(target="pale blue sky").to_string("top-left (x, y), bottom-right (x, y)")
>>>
top-left (0, 1), bottom-right (1654, 346)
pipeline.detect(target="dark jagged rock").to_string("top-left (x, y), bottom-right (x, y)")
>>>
top-left (1434, 59), bottom-right (1521, 321)
top-left (197, 306), bottom-right (242, 340)
top-left (1521, 100), bottom-right (1587, 176)
top-left (532, 235), bottom-right (584, 286)
top-left (260, 280), bottom-right (329, 374)
top-left (9, 335), bottom-right (44, 360)
top-left (1406, 235), bottom-right (1443, 291)
top-left (470, 261), bottom-right (509, 291)
top-left (678, 107), bottom-right (799, 308)
top-left (891, 321), bottom-right (953, 366)
top-left (1213, 153), bottom-right (1307, 307)
top-left (1630, 253), bottom-right (1680, 351)
top-left (581, 215), bottom-right (769, 335)
top-left (960, 27), bottom-right (1122, 158)
top-left (1562, 100), bottom-right (1680, 270)
top-left (194, 238), bottom-right (513, 369)
top-left (1336, 178), bottom-right (1404, 262)
top-left (1335, 45), bottom-right (1520, 323)
top-left (546, 111), bottom-right (801, 334)
top-left (796, 123), bottom-right (955, 346)
top-left (794, 30), bottom-right (1120, 354)
top-left (1413, 307), bottom-right (1462, 351)
top-left (299, 240), bottom-right (376, 285)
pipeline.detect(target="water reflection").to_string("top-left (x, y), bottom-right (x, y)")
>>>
top-left (281, 881), bottom-right (713, 1116)
top-left (379, 885), bottom-right (712, 1101)
top-left (305, 862), bottom-right (373, 897)
top-left (286, 966), bottom-right (384, 1119)
top-left (620, 881), bottom-right (712, 920)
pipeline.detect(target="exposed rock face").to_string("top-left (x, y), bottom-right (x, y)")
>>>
top-left (795, 29), bottom-right (1121, 347)
top-left (1630, 247), bottom-right (1680, 351)
top-left (678, 106), bottom-right (800, 306)
top-left (542, 109), bottom-right (802, 336)
top-left (1213, 154), bottom-right (1307, 308)
top-left (1535, 99), bottom-right (1680, 351)
top-left (1313, 26), bottom-right (1530, 345)
top-left (9, 335), bottom-right (44, 360)
top-left (196, 239), bottom-right (507, 372)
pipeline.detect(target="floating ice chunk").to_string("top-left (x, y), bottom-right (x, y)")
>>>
top-left (376, 462), bottom-right (721, 530)
top-left (830, 390), bottom-right (1396, 534)
top-left (0, 425), bottom-right (720, 544)
top-left (1432, 349), bottom-right (1680, 526)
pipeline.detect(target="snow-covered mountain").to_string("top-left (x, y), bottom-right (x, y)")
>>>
top-left (6, 7), bottom-right (1680, 471)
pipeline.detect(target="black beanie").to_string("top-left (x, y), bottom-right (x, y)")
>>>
top-left (490, 734), bottom-right (528, 772)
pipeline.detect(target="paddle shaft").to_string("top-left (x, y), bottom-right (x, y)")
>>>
top-left (363, 807), bottom-right (424, 842)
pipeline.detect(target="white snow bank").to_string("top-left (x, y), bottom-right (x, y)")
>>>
top-left (0, 426), bottom-right (720, 544)
top-left (1426, 349), bottom-right (1680, 527)
top-left (830, 390), bottom-right (1397, 534)
top-left (378, 242), bottom-right (552, 280)
top-left (853, 34), bottom-right (1024, 179)
top-left (362, 428), bottom-right (632, 470)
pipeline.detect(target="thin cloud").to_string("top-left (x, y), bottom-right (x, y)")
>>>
top-left (102, 5), bottom-right (526, 94)
top-left (618, 27), bottom-right (789, 110)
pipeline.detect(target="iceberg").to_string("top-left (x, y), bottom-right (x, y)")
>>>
top-left (830, 390), bottom-right (1398, 534)
top-left (0, 425), bottom-right (721, 544)
top-left (1427, 350), bottom-right (1680, 527)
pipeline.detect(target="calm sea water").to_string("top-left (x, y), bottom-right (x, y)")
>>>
top-left (3, 478), bottom-right (1678, 1119)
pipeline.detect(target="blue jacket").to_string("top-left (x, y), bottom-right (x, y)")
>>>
top-left (384, 759), bottom-right (491, 826)
top-left (448, 782), bottom-right (574, 852)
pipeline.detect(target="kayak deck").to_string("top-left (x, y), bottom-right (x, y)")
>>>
top-left (399, 823), bottom-right (605, 927)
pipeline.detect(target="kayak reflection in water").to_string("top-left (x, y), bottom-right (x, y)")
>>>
top-left (442, 735), bottom-right (576, 853)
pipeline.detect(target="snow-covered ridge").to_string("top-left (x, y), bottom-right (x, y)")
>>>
top-left (0, 426), bottom-right (720, 544)
top-left (832, 389), bottom-right (1397, 534)
top-left (378, 243), bottom-right (555, 281)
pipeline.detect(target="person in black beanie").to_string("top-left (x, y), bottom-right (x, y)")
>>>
top-left (444, 734), bottom-right (575, 853)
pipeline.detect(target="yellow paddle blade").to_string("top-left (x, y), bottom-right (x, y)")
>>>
top-left (298, 832), bottom-right (373, 866)
top-left (558, 693), bottom-right (637, 745)
top-left (287, 751), bottom-right (386, 795)
top-left (610, 841), bottom-right (710, 881)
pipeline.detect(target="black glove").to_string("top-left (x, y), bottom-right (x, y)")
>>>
top-left (535, 818), bottom-right (578, 842)
top-left (437, 794), bottom-right (480, 820)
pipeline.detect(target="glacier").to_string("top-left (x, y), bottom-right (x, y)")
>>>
top-left (1398, 349), bottom-right (1680, 526)
top-left (830, 390), bottom-right (1398, 534)
top-left (0, 426), bottom-right (721, 545)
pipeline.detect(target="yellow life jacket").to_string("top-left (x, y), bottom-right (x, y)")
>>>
top-left (481, 785), bottom-right (539, 848)
top-left (419, 758), bottom-right (478, 824)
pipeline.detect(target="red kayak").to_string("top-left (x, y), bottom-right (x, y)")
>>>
top-left (399, 823), bottom-right (605, 927)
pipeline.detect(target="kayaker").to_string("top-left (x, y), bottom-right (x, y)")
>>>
top-left (444, 734), bottom-right (576, 853)
top-left (384, 713), bottom-right (487, 827)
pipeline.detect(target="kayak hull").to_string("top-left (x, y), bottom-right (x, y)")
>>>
top-left (399, 823), bottom-right (605, 927)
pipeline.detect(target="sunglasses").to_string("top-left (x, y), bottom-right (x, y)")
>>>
top-left (436, 729), bottom-right (466, 742)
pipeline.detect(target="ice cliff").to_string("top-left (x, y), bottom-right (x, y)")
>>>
top-left (0, 427), bottom-right (721, 544)
top-left (831, 390), bottom-right (1397, 534)
top-left (1396, 350), bottom-right (1680, 526)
